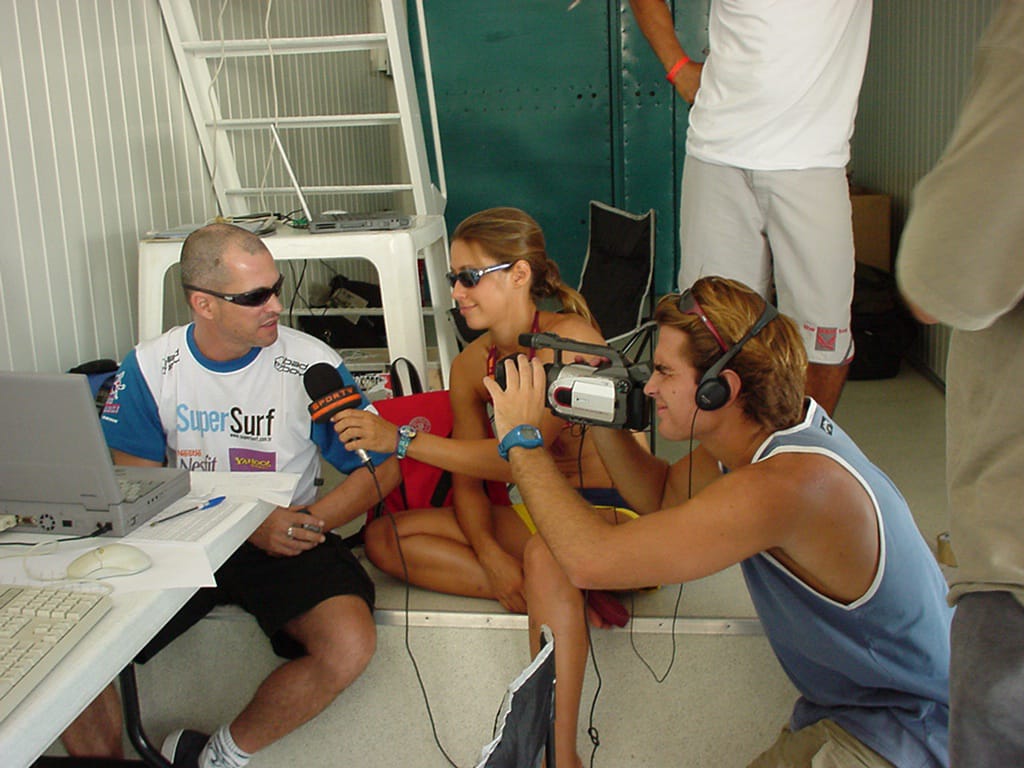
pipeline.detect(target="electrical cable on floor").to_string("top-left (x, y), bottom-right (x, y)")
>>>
top-left (377, 483), bottom-right (461, 768)
top-left (628, 583), bottom-right (684, 683)
top-left (585, 602), bottom-right (603, 768)
top-left (620, 410), bottom-right (699, 686)
top-left (577, 410), bottom-right (699, 765)
top-left (574, 427), bottom-right (604, 768)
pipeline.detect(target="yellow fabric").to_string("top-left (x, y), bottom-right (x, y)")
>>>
top-left (512, 503), bottom-right (637, 535)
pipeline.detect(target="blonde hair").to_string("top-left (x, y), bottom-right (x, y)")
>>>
top-left (453, 207), bottom-right (598, 330)
top-left (654, 277), bottom-right (806, 430)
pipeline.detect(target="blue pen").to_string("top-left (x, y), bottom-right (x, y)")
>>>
top-left (149, 495), bottom-right (227, 526)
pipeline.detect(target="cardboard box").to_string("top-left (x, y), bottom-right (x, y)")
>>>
top-left (851, 192), bottom-right (892, 273)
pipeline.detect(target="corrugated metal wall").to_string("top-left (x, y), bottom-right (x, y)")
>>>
top-left (850, 0), bottom-right (1001, 382)
top-left (0, 0), bottom-right (395, 373)
top-left (0, 0), bottom-right (214, 372)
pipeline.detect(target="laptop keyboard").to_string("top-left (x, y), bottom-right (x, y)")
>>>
top-left (117, 477), bottom-right (161, 503)
top-left (0, 585), bottom-right (112, 721)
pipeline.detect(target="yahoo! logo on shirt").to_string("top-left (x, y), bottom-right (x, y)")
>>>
top-left (228, 448), bottom-right (276, 472)
top-left (176, 404), bottom-right (277, 438)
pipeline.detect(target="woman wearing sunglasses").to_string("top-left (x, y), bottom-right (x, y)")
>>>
top-left (333, 206), bottom-right (638, 765)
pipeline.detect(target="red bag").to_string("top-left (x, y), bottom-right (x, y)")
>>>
top-left (372, 391), bottom-right (510, 517)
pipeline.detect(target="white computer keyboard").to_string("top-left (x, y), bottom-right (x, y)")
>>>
top-left (0, 585), bottom-right (112, 721)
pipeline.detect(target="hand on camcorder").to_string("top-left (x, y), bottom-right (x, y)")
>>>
top-left (484, 354), bottom-right (548, 442)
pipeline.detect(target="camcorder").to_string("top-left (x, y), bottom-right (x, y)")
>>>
top-left (494, 332), bottom-right (652, 430)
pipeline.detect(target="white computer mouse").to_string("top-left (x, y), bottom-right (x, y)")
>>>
top-left (66, 543), bottom-right (152, 580)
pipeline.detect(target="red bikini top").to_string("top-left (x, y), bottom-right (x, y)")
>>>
top-left (486, 310), bottom-right (541, 378)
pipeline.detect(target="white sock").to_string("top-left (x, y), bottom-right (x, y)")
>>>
top-left (199, 724), bottom-right (251, 768)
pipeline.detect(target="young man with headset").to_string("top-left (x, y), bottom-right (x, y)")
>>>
top-left (484, 276), bottom-right (953, 767)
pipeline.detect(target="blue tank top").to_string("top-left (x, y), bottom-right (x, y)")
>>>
top-left (742, 400), bottom-right (951, 767)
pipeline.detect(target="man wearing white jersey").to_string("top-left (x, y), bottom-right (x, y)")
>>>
top-left (629, 0), bottom-right (873, 414)
top-left (63, 223), bottom-right (399, 768)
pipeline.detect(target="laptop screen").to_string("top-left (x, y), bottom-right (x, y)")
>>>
top-left (0, 371), bottom-right (124, 507)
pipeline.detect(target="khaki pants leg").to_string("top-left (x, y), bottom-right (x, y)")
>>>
top-left (748, 720), bottom-right (895, 768)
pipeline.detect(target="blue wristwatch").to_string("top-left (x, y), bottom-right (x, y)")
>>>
top-left (498, 424), bottom-right (544, 460)
top-left (395, 424), bottom-right (418, 459)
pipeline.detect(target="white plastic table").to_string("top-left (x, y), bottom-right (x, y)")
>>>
top-left (137, 216), bottom-right (456, 388)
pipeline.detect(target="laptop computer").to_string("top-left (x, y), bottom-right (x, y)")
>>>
top-left (0, 372), bottom-right (190, 537)
top-left (268, 124), bottom-right (411, 235)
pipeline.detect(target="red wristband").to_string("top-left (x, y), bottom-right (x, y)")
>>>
top-left (665, 54), bottom-right (690, 84)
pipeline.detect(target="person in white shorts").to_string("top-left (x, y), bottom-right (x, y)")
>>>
top-left (629, 0), bottom-right (873, 414)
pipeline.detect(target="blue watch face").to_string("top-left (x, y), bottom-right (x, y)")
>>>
top-left (518, 426), bottom-right (542, 441)
top-left (499, 424), bottom-right (544, 460)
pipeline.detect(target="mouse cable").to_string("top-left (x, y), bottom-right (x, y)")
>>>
top-left (0, 521), bottom-right (112, 550)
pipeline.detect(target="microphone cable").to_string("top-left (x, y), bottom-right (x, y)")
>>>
top-left (374, 470), bottom-right (461, 768)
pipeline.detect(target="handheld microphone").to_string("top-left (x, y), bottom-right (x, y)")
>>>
top-left (303, 362), bottom-right (373, 467)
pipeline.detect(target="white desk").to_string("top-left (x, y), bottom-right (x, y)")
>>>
top-left (0, 499), bottom-right (273, 768)
top-left (137, 216), bottom-right (457, 389)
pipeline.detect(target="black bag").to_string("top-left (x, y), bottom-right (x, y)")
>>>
top-left (848, 264), bottom-right (916, 381)
top-left (298, 274), bottom-right (388, 348)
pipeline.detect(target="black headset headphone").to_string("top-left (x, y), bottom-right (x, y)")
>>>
top-left (694, 297), bottom-right (780, 411)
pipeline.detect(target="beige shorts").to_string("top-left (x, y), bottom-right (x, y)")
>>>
top-left (748, 720), bottom-right (895, 768)
top-left (679, 157), bottom-right (855, 365)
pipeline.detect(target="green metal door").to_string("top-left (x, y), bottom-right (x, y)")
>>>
top-left (416, 1), bottom-right (708, 295)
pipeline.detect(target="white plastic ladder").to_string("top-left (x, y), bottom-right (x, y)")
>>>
top-left (157, 0), bottom-right (446, 217)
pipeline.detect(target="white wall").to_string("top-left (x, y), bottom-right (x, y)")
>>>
top-left (0, 0), bottom-right (216, 372)
top-left (851, 0), bottom-right (1002, 382)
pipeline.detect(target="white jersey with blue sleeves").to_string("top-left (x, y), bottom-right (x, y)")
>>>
top-left (101, 324), bottom-right (383, 506)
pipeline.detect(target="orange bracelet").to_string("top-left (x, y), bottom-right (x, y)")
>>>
top-left (665, 54), bottom-right (690, 84)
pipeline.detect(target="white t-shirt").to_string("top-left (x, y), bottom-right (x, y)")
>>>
top-left (687, 0), bottom-right (873, 170)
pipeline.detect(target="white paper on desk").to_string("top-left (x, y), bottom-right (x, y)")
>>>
top-left (187, 471), bottom-right (300, 507)
top-left (0, 539), bottom-right (215, 593)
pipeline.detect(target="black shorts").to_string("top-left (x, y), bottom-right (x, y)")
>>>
top-left (136, 533), bottom-right (375, 662)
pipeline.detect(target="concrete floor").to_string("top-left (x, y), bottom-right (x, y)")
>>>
top-left (43, 364), bottom-right (950, 767)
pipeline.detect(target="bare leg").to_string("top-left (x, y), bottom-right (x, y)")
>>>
top-left (524, 535), bottom-right (588, 768)
top-left (62, 683), bottom-right (125, 758)
top-left (805, 361), bottom-right (849, 416)
top-left (364, 507), bottom-right (531, 600)
top-left (228, 595), bottom-right (375, 753)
